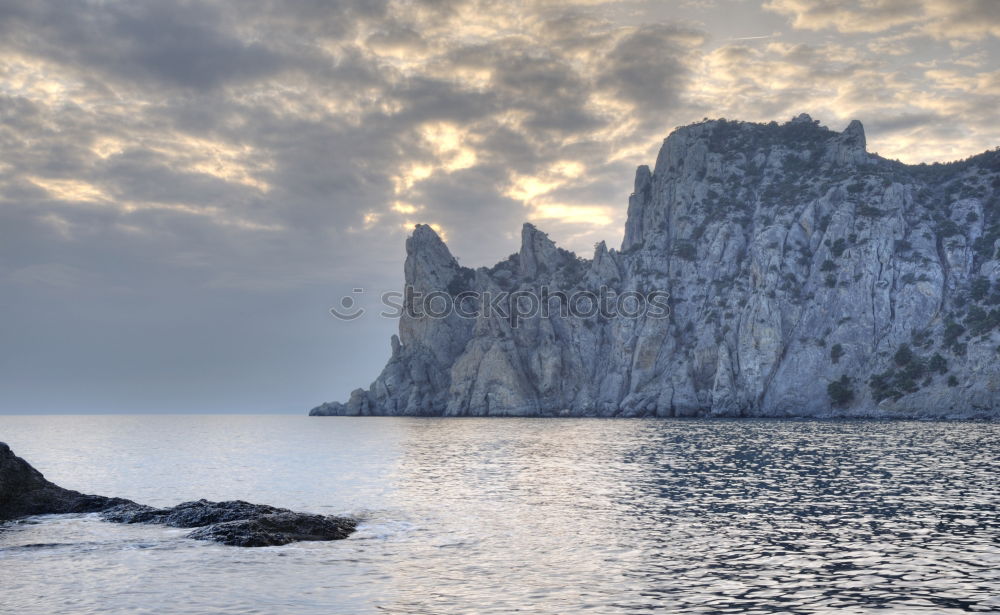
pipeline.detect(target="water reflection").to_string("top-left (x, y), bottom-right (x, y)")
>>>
top-left (0, 416), bottom-right (997, 614)
top-left (382, 419), bottom-right (1000, 614)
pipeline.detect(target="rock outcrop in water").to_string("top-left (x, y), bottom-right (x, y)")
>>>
top-left (102, 498), bottom-right (289, 527)
top-left (185, 511), bottom-right (356, 547)
top-left (103, 499), bottom-right (357, 547)
top-left (0, 442), bottom-right (131, 521)
top-left (0, 442), bottom-right (356, 546)
top-left (312, 115), bottom-right (1000, 419)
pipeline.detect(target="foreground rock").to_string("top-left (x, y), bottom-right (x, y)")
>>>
top-left (1, 442), bottom-right (356, 547)
top-left (311, 115), bottom-right (1000, 419)
top-left (187, 511), bottom-right (356, 547)
top-left (102, 499), bottom-right (289, 527)
top-left (0, 442), bottom-right (132, 521)
top-left (102, 499), bottom-right (357, 546)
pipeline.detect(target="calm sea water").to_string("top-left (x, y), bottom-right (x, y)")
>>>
top-left (0, 416), bottom-right (998, 614)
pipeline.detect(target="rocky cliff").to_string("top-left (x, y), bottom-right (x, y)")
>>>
top-left (312, 114), bottom-right (1000, 418)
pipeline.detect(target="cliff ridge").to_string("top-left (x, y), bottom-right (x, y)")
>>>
top-left (312, 115), bottom-right (1000, 418)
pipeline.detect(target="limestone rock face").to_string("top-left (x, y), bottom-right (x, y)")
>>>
top-left (311, 116), bottom-right (1000, 418)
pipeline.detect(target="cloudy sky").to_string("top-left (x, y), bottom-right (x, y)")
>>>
top-left (2, 0), bottom-right (998, 413)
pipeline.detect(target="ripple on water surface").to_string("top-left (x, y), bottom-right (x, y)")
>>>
top-left (1, 415), bottom-right (998, 614)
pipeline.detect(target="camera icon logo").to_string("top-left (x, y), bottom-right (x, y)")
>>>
top-left (330, 288), bottom-right (366, 321)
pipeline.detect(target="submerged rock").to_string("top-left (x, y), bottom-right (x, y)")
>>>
top-left (186, 512), bottom-right (357, 547)
top-left (1, 442), bottom-right (356, 547)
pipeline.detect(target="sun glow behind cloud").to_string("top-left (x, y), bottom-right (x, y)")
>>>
top-left (29, 177), bottom-right (110, 204)
top-left (1, 0), bottom-right (997, 262)
top-left (1, 0), bottom-right (998, 412)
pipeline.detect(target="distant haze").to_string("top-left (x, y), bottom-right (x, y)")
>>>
top-left (2, 0), bottom-right (999, 413)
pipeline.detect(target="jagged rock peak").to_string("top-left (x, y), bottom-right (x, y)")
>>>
top-left (521, 221), bottom-right (541, 234)
top-left (519, 222), bottom-right (560, 279)
top-left (588, 239), bottom-right (621, 283)
top-left (404, 224), bottom-right (460, 289)
top-left (791, 112), bottom-right (814, 123)
top-left (842, 119), bottom-right (866, 146)
top-left (634, 165), bottom-right (652, 195)
top-left (828, 119), bottom-right (868, 165)
top-left (408, 223), bottom-right (446, 250)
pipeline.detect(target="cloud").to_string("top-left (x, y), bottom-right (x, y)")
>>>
top-left (8, 263), bottom-right (101, 289)
top-left (764, 0), bottom-right (1000, 40)
top-left (762, 0), bottom-right (921, 33)
top-left (923, 0), bottom-right (1000, 41)
top-left (1, 0), bottom-right (997, 413)
top-left (0, 1), bottom-right (292, 91)
top-left (597, 24), bottom-right (705, 115)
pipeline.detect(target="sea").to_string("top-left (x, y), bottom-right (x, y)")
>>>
top-left (1, 415), bottom-right (998, 614)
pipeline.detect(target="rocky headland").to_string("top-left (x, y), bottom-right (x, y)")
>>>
top-left (312, 115), bottom-right (1000, 419)
top-left (0, 442), bottom-right (355, 546)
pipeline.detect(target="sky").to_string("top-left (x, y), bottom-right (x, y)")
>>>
top-left (1, 0), bottom-right (999, 414)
